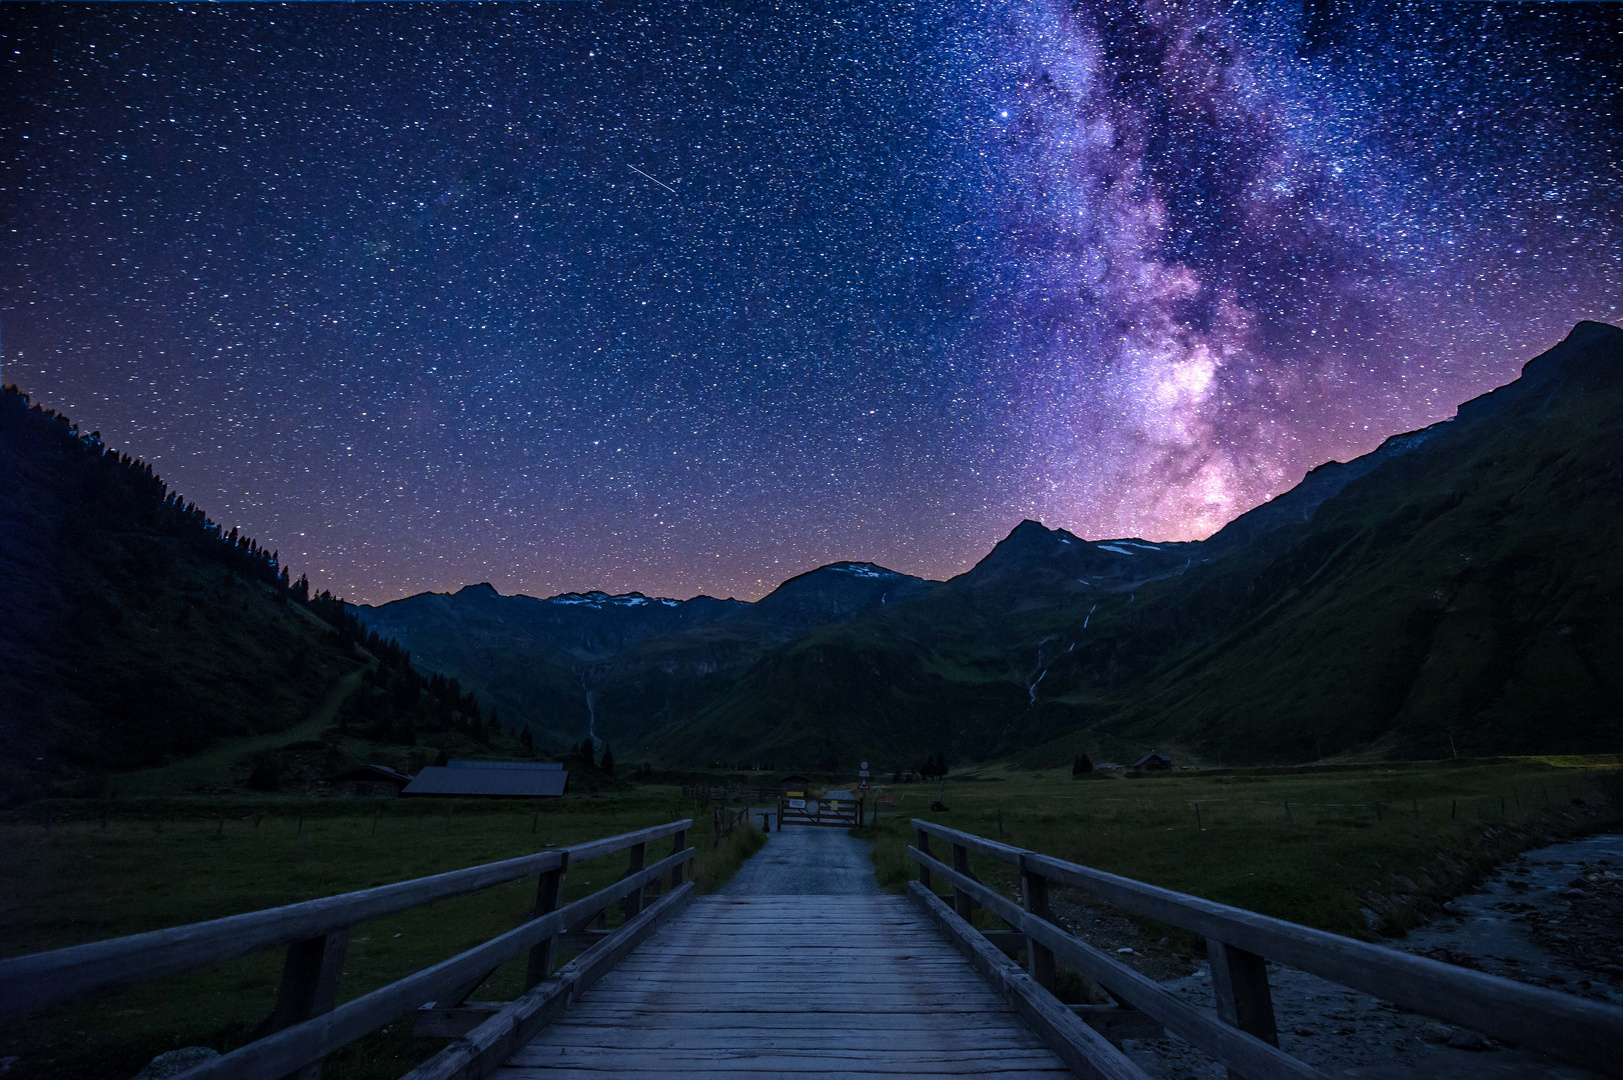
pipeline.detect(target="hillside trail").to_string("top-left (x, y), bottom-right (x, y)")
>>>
top-left (719, 819), bottom-right (881, 895)
top-left (115, 667), bottom-right (365, 796)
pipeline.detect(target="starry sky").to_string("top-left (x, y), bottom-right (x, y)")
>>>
top-left (2, 0), bottom-right (1619, 603)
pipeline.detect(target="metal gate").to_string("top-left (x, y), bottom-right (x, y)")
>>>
top-left (778, 796), bottom-right (864, 827)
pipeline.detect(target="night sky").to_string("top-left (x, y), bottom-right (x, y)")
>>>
top-left (3, 1), bottom-right (1618, 603)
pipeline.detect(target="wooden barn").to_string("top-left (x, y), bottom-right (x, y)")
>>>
top-left (1132, 752), bottom-right (1173, 772)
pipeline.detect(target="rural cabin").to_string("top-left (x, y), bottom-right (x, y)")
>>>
top-left (1132, 752), bottom-right (1173, 772)
top-left (401, 759), bottom-right (569, 798)
top-left (779, 774), bottom-right (810, 798)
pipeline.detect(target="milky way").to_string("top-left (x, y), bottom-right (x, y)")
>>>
top-left (2, 1), bottom-right (1618, 602)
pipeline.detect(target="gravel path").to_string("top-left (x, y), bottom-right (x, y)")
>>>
top-left (719, 821), bottom-right (880, 896)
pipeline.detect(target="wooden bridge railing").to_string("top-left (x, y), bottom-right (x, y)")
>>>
top-left (911, 819), bottom-right (1623, 1080)
top-left (0, 819), bottom-right (693, 1080)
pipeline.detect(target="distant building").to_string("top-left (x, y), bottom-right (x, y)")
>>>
top-left (779, 774), bottom-right (811, 798)
top-left (402, 760), bottom-right (569, 798)
top-left (1132, 752), bottom-right (1173, 772)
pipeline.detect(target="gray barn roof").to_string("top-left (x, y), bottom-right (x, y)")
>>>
top-left (402, 765), bottom-right (569, 798)
top-left (446, 759), bottom-right (564, 771)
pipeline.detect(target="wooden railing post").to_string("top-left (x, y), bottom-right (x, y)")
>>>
top-left (1018, 855), bottom-right (1056, 991)
top-left (915, 826), bottom-right (933, 890)
top-left (1208, 937), bottom-right (1279, 1077)
top-left (670, 829), bottom-right (687, 888)
top-left (523, 852), bottom-right (569, 989)
top-left (622, 841), bottom-right (648, 920)
top-left (951, 843), bottom-right (974, 920)
top-left (260, 929), bottom-right (348, 1079)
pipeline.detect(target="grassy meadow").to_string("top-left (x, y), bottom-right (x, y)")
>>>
top-left (0, 789), bottom-right (759, 1080)
top-left (2, 755), bottom-right (1618, 1079)
top-left (856, 756), bottom-right (1623, 941)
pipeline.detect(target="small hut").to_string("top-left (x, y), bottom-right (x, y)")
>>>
top-left (778, 774), bottom-right (811, 799)
top-left (1131, 752), bottom-right (1173, 772)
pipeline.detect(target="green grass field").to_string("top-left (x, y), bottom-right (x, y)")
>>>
top-left (856, 757), bottom-right (1623, 940)
top-left (2, 757), bottom-right (1617, 1080)
top-left (0, 789), bottom-right (759, 1080)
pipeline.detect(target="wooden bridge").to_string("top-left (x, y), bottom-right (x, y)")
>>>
top-left (3, 817), bottom-right (1621, 1079)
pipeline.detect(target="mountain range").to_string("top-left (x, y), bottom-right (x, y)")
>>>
top-left (356, 321), bottom-right (1623, 772)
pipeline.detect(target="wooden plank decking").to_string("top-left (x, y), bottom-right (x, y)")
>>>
top-left (492, 895), bottom-right (1071, 1078)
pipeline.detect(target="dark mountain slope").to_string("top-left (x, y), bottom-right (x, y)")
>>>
top-left (0, 388), bottom-right (364, 801)
top-left (353, 584), bottom-right (749, 745)
top-left (1034, 320), bottom-right (1623, 762)
top-left (352, 561), bottom-right (938, 749)
top-left (641, 322), bottom-right (1623, 769)
top-left (0, 387), bottom-right (523, 803)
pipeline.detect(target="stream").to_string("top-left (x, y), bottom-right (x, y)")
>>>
top-left (1127, 832), bottom-right (1623, 1079)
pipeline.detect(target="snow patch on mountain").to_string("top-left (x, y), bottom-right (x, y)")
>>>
top-left (833, 562), bottom-right (896, 579)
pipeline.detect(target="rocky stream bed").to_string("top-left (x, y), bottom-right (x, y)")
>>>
top-left (1045, 833), bottom-right (1623, 1080)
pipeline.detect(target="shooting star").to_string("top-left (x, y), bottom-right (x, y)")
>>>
top-left (627, 165), bottom-right (676, 194)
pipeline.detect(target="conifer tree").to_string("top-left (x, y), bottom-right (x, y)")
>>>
top-left (600, 745), bottom-right (615, 776)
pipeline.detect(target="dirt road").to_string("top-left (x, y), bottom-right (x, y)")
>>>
top-left (719, 821), bottom-right (880, 895)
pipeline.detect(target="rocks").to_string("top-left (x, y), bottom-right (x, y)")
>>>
top-left (132, 1047), bottom-right (219, 1080)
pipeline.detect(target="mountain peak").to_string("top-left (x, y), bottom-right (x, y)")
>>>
top-left (1007, 518), bottom-right (1052, 538)
top-left (457, 582), bottom-right (501, 598)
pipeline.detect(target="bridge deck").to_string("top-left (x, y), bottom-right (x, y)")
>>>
top-left (494, 895), bottom-right (1071, 1078)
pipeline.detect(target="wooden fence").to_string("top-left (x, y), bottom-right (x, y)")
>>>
top-left (682, 784), bottom-right (778, 804)
top-left (713, 804), bottom-right (754, 843)
top-left (910, 819), bottom-right (1623, 1079)
top-left (0, 820), bottom-right (694, 1080)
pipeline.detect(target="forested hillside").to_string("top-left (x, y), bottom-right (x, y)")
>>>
top-left (0, 387), bottom-right (515, 803)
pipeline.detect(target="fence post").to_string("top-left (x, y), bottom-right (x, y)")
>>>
top-left (1018, 855), bottom-right (1056, 991)
top-left (951, 843), bottom-right (974, 920)
top-left (524, 852), bottom-right (569, 989)
top-left (623, 840), bottom-right (649, 920)
top-left (259, 929), bottom-right (349, 1078)
top-left (670, 828), bottom-right (687, 888)
top-left (916, 826), bottom-right (933, 890)
top-left (1207, 937), bottom-right (1279, 1076)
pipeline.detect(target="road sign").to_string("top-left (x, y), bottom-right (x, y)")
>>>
top-left (858, 778), bottom-right (870, 790)
top-left (860, 760), bottom-right (869, 770)
top-left (858, 769), bottom-right (870, 778)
